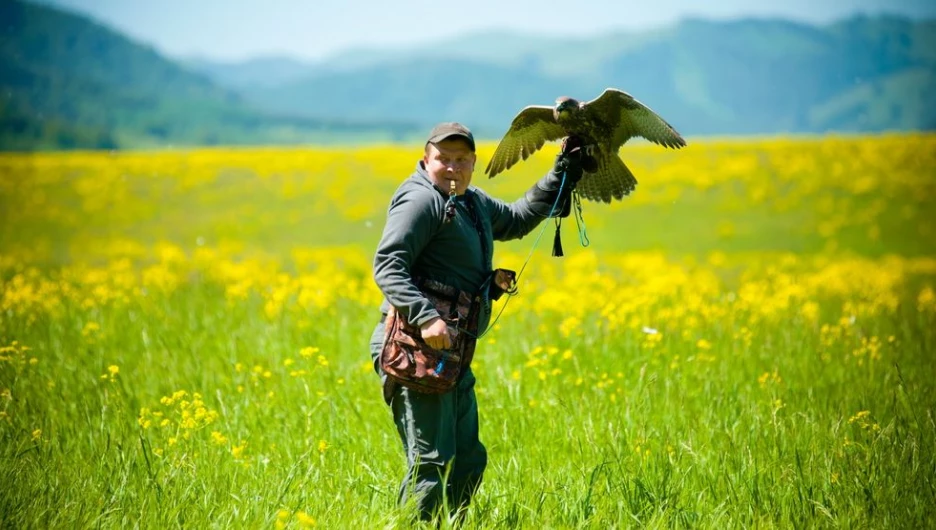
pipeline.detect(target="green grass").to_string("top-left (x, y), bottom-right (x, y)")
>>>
top-left (2, 285), bottom-right (932, 528)
top-left (1, 136), bottom-right (935, 527)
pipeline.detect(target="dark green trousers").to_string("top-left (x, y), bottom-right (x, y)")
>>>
top-left (370, 322), bottom-right (488, 520)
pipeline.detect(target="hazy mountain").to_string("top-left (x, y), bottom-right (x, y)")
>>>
top-left (3, 0), bottom-right (934, 151)
top-left (0, 0), bottom-right (420, 150)
top-left (182, 56), bottom-right (315, 90)
top-left (230, 58), bottom-right (597, 139)
top-left (192, 16), bottom-right (936, 136)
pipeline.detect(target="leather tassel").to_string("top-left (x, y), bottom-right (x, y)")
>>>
top-left (552, 219), bottom-right (564, 257)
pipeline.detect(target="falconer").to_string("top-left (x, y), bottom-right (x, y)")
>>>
top-left (369, 122), bottom-right (588, 522)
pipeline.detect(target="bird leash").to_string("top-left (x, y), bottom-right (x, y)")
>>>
top-left (480, 150), bottom-right (590, 336)
top-left (552, 191), bottom-right (590, 257)
top-left (551, 138), bottom-right (592, 257)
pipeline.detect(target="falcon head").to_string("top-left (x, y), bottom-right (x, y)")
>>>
top-left (554, 97), bottom-right (580, 121)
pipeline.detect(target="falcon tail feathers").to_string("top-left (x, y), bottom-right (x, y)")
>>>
top-left (576, 154), bottom-right (638, 203)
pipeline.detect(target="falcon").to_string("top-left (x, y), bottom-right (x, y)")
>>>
top-left (485, 88), bottom-right (686, 202)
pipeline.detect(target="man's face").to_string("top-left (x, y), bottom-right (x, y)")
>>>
top-left (423, 138), bottom-right (476, 196)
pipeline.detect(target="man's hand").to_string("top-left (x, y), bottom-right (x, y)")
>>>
top-left (420, 317), bottom-right (452, 350)
top-left (554, 136), bottom-right (598, 186)
top-left (553, 150), bottom-right (583, 187)
top-left (526, 135), bottom-right (597, 218)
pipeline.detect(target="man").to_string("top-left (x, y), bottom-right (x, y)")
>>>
top-left (369, 122), bottom-right (585, 521)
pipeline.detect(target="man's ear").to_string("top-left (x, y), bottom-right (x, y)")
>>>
top-left (423, 143), bottom-right (434, 165)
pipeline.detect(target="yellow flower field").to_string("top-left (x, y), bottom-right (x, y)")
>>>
top-left (0, 134), bottom-right (934, 528)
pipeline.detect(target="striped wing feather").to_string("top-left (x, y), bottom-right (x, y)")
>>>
top-left (585, 88), bottom-right (686, 150)
top-left (485, 106), bottom-right (566, 178)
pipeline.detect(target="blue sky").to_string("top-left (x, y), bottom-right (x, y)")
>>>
top-left (38, 0), bottom-right (936, 62)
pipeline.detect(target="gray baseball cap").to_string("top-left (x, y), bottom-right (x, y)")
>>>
top-left (426, 122), bottom-right (475, 152)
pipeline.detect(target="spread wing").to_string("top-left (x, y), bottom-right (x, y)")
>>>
top-left (485, 106), bottom-right (566, 178)
top-left (584, 88), bottom-right (686, 150)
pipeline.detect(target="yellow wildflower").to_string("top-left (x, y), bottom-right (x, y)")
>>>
top-left (848, 410), bottom-right (870, 424)
top-left (296, 511), bottom-right (316, 527)
top-left (82, 321), bottom-right (101, 337)
top-left (232, 441), bottom-right (248, 459)
top-left (276, 510), bottom-right (290, 530)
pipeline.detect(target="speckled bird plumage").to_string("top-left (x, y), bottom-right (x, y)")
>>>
top-left (485, 88), bottom-right (686, 203)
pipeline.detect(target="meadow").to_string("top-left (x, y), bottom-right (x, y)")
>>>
top-left (1, 134), bottom-right (934, 528)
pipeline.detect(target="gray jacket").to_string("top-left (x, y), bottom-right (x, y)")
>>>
top-left (373, 161), bottom-right (548, 334)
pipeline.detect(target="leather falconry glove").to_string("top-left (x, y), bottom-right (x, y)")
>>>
top-left (524, 136), bottom-right (595, 218)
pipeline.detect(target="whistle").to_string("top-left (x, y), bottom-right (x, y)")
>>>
top-left (443, 180), bottom-right (457, 223)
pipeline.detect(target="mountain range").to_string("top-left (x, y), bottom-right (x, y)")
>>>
top-left (0, 0), bottom-right (420, 150)
top-left (2, 0), bottom-right (934, 151)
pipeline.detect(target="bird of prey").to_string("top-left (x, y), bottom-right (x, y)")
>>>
top-left (485, 88), bottom-right (686, 203)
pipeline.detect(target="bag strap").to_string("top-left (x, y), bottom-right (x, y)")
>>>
top-left (463, 191), bottom-right (489, 273)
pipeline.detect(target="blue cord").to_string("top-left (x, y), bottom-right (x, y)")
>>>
top-left (573, 192), bottom-right (590, 247)
top-left (474, 170), bottom-right (568, 339)
top-left (515, 169), bottom-right (567, 278)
